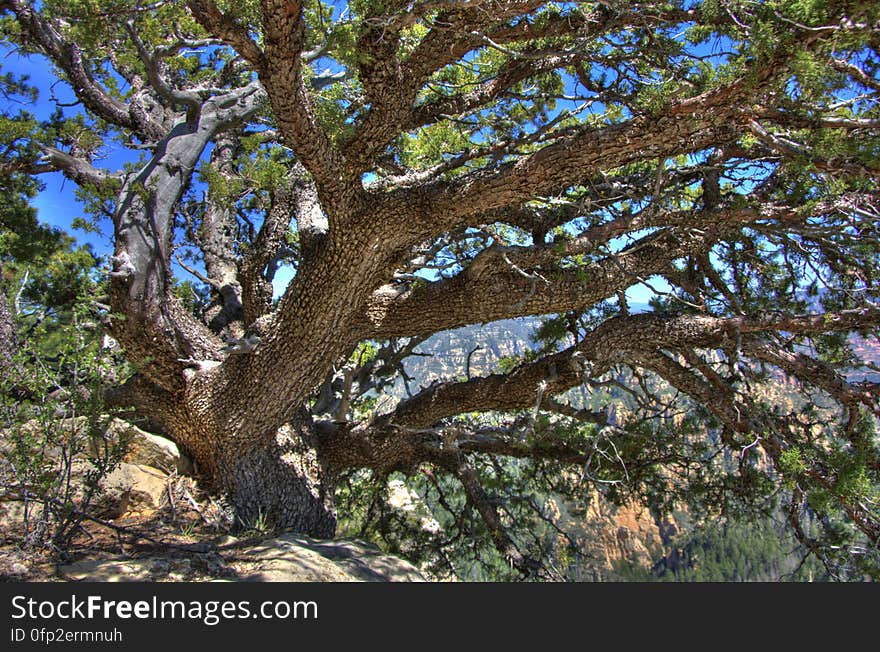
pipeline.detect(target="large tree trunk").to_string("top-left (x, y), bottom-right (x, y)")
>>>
top-left (183, 406), bottom-right (337, 537)
top-left (117, 375), bottom-right (337, 537)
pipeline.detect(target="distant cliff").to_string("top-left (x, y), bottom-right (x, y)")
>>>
top-left (402, 318), bottom-right (540, 390)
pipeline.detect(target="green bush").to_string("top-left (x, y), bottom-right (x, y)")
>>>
top-left (0, 297), bottom-right (128, 557)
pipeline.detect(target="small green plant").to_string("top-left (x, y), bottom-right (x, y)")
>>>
top-left (0, 292), bottom-right (129, 557)
top-left (178, 520), bottom-right (198, 538)
top-left (239, 508), bottom-right (274, 537)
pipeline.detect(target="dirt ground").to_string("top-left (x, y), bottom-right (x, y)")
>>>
top-left (0, 478), bottom-right (238, 582)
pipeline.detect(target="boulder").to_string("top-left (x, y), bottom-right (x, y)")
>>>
top-left (104, 419), bottom-right (185, 474)
top-left (96, 463), bottom-right (168, 517)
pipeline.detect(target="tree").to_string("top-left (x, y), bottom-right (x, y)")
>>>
top-left (1, 0), bottom-right (878, 578)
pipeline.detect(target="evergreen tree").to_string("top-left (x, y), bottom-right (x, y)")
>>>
top-left (0, 0), bottom-right (877, 578)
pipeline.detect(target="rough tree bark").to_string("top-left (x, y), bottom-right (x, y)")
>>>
top-left (215, 411), bottom-right (336, 536)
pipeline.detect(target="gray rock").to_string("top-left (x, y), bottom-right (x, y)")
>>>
top-left (217, 533), bottom-right (426, 582)
top-left (59, 533), bottom-right (425, 582)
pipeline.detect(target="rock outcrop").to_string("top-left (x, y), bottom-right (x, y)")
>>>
top-left (547, 489), bottom-right (681, 577)
top-left (582, 492), bottom-right (679, 572)
top-left (58, 534), bottom-right (425, 582)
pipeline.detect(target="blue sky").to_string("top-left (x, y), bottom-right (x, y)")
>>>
top-left (3, 44), bottom-right (118, 256)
